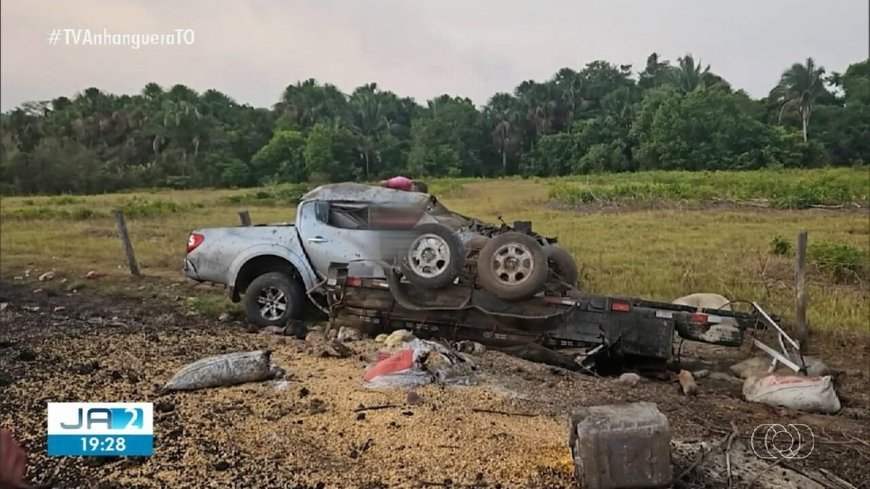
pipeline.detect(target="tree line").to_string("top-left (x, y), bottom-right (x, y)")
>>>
top-left (1, 54), bottom-right (867, 194)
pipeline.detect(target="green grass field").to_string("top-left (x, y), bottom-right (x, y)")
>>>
top-left (1, 169), bottom-right (868, 337)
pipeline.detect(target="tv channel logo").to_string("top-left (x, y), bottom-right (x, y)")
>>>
top-left (750, 423), bottom-right (815, 460)
top-left (47, 402), bottom-right (153, 456)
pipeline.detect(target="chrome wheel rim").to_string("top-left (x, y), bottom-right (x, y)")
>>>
top-left (407, 233), bottom-right (451, 278)
top-left (256, 286), bottom-right (287, 320)
top-left (491, 242), bottom-right (535, 285)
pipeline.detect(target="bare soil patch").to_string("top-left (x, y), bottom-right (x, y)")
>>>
top-left (1, 282), bottom-right (868, 488)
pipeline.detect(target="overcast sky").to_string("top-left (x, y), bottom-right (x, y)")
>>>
top-left (1, 0), bottom-right (868, 111)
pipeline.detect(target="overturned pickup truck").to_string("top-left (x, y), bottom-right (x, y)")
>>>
top-left (184, 183), bottom-right (796, 371)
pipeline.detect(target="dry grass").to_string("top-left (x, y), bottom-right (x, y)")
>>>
top-left (1, 175), bottom-right (868, 337)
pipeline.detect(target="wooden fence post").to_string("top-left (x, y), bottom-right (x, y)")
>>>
top-left (795, 230), bottom-right (808, 348)
top-left (239, 210), bottom-right (251, 226)
top-left (113, 209), bottom-right (141, 277)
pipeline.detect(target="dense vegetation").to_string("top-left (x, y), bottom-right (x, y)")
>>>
top-left (1, 55), bottom-right (867, 194)
top-left (548, 167), bottom-right (869, 209)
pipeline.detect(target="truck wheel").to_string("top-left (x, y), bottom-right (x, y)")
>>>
top-left (477, 232), bottom-right (549, 300)
top-left (243, 272), bottom-right (305, 328)
top-left (544, 245), bottom-right (579, 288)
top-left (400, 223), bottom-right (465, 289)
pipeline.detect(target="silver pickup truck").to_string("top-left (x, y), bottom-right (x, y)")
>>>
top-left (184, 182), bottom-right (579, 328)
top-left (184, 182), bottom-right (801, 373)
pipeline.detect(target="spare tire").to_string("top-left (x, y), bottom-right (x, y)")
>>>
top-left (477, 232), bottom-right (549, 300)
top-left (400, 223), bottom-right (464, 289)
top-left (544, 245), bottom-right (579, 288)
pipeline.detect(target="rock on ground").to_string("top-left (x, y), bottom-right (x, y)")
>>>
top-left (383, 329), bottom-right (415, 348)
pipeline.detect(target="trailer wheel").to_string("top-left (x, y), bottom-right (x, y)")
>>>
top-left (243, 272), bottom-right (305, 328)
top-left (544, 245), bottom-right (579, 288)
top-left (400, 223), bottom-right (464, 289)
top-left (477, 232), bottom-right (549, 300)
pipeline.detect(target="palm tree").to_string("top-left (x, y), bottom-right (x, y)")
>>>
top-left (553, 68), bottom-right (584, 122)
top-left (772, 58), bottom-right (826, 142)
top-left (673, 55), bottom-right (710, 93)
top-left (348, 84), bottom-right (391, 178)
top-left (485, 93), bottom-right (519, 174)
top-left (601, 87), bottom-right (635, 128)
top-left (277, 79), bottom-right (347, 130)
top-left (638, 53), bottom-right (677, 90)
top-left (515, 82), bottom-right (558, 140)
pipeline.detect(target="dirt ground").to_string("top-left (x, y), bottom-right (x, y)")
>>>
top-left (1, 281), bottom-right (868, 489)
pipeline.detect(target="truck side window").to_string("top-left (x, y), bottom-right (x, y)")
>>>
top-left (328, 204), bottom-right (369, 230)
top-left (314, 201), bottom-right (330, 223)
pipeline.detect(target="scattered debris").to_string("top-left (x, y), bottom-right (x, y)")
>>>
top-left (692, 369), bottom-right (710, 379)
top-left (802, 357), bottom-right (834, 377)
top-left (0, 303), bottom-right (7, 312)
top-left (13, 276), bottom-right (23, 281)
top-left (354, 404), bottom-right (400, 413)
top-left (709, 372), bottom-right (743, 384)
top-left (308, 398), bottom-right (327, 414)
top-left (155, 401), bottom-right (175, 413)
top-left (618, 372), bottom-right (641, 387)
top-left (305, 330), bottom-right (326, 343)
top-left (731, 355), bottom-right (834, 379)
top-left (454, 340), bottom-right (487, 355)
top-left (286, 320), bottom-right (308, 339)
top-left (500, 343), bottom-right (580, 371)
top-left (678, 370), bottom-right (698, 396)
top-left (17, 350), bottom-right (37, 362)
top-left (743, 374), bottom-right (841, 413)
top-left (383, 329), bottom-right (415, 348)
top-left (218, 312), bottom-right (232, 322)
top-left (406, 391), bottom-right (423, 405)
top-left (337, 326), bottom-right (363, 342)
top-left (317, 339), bottom-right (355, 359)
top-left (471, 408), bottom-right (537, 417)
top-left (261, 325), bottom-right (287, 335)
top-left (52, 306), bottom-right (66, 313)
top-left (160, 350), bottom-right (283, 392)
top-left (570, 402), bottom-right (672, 488)
top-left (38, 271), bottom-right (55, 282)
top-left (22, 306), bottom-right (40, 312)
top-left (85, 270), bottom-right (107, 279)
top-left (73, 361), bottom-right (101, 375)
top-left (731, 356), bottom-right (775, 379)
top-left (32, 288), bottom-right (43, 294)
top-left (374, 333), bottom-right (388, 343)
top-left (363, 339), bottom-right (476, 389)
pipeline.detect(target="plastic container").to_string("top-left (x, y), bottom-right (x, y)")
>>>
top-left (569, 401), bottom-right (672, 488)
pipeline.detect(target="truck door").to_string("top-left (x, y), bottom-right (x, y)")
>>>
top-left (297, 200), bottom-right (410, 278)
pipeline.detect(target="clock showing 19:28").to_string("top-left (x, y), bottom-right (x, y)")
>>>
top-left (80, 436), bottom-right (129, 453)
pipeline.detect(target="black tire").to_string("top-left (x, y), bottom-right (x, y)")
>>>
top-left (544, 245), bottom-right (579, 288)
top-left (477, 232), bottom-right (549, 301)
top-left (243, 272), bottom-right (305, 328)
top-left (400, 223), bottom-right (464, 289)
